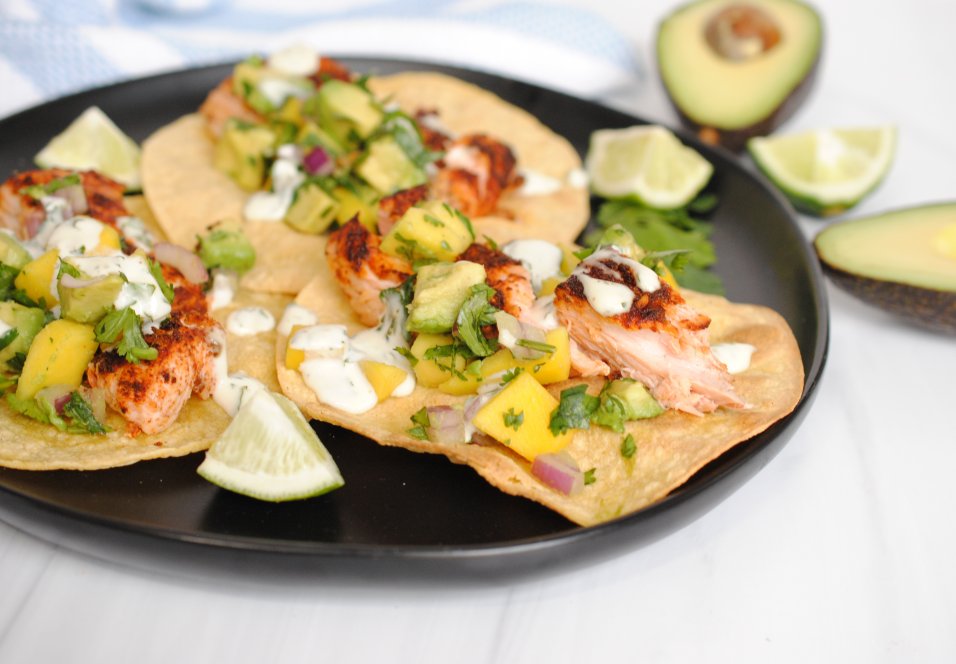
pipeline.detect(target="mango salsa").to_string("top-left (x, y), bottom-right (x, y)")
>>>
top-left (471, 372), bottom-right (572, 461)
top-left (410, 333), bottom-right (465, 387)
top-left (437, 327), bottom-right (571, 395)
top-left (284, 325), bottom-right (306, 370)
top-left (360, 360), bottom-right (408, 402)
top-left (16, 319), bottom-right (98, 400)
top-left (14, 249), bottom-right (59, 307)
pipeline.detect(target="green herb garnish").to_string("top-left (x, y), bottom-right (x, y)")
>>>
top-left (621, 433), bottom-right (636, 459)
top-left (94, 307), bottom-right (157, 363)
top-left (548, 384), bottom-right (600, 436)
top-left (455, 283), bottom-right (499, 357)
top-left (407, 407), bottom-right (431, 440)
top-left (503, 408), bottom-right (524, 431)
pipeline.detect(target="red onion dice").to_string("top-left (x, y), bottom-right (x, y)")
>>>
top-left (153, 242), bottom-right (209, 284)
top-left (425, 405), bottom-right (466, 444)
top-left (531, 451), bottom-right (584, 496)
top-left (303, 146), bottom-right (333, 176)
top-left (51, 183), bottom-right (88, 215)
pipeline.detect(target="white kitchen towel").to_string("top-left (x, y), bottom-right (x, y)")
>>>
top-left (0, 0), bottom-right (643, 118)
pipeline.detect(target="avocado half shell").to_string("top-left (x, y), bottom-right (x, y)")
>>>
top-left (814, 203), bottom-right (956, 333)
top-left (656, 0), bottom-right (824, 152)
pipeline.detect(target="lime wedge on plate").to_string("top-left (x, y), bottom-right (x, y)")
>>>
top-left (585, 125), bottom-right (714, 209)
top-left (197, 390), bottom-right (344, 502)
top-left (747, 126), bottom-right (897, 217)
top-left (34, 106), bottom-right (142, 191)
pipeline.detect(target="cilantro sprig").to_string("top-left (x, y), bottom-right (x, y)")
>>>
top-left (94, 307), bottom-right (157, 363)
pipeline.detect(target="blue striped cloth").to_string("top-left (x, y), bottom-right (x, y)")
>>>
top-left (0, 0), bottom-right (643, 118)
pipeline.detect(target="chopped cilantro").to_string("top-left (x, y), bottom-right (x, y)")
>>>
top-left (621, 433), bottom-right (636, 459)
top-left (0, 328), bottom-right (18, 353)
top-left (61, 391), bottom-right (108, 434)
top-left (57, 261), bottom-right (81, 280)
top-left (6, 351), bottom-right (26, 373)
top-left (503, 407), bottom-right (524, 431)
top-left (548, 384), bottom-right (600, 436)
top-left (583, 468), bottom-right (597, 485)
top-left (500, 367), bottom-right (523, 384)
top-left (592, 391), bottom-right (628, 433)
top-left (455, 283), bottom-right (499, 357)
top-left (19, 173), bottom-right (81, 200)
top-left (515, 338), bottom-right (556, 356)
top-left (148, 258), bottom-right (175, 303)
top-left (94, 307), bottom-right (157, 363)
top-left (408, 407), bottom-right (430, 440)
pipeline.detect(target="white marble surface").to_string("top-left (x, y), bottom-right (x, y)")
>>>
top-left (1, 1), bottom-right (955, 662)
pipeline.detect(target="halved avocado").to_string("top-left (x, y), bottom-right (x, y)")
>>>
top-left (814, 203), bottom-right (956, 333)
top-left (656, 0), bottom-right (823, 151)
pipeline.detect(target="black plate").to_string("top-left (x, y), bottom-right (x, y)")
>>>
top-left (0, 59), bottom-right (828, 579)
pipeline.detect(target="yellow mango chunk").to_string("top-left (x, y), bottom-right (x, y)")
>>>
top-left (521, 326), bottom-right (571, 385)
top-left (560, 243), bottom-right (581, 275)
top-left (471, 372), bottom-right (572, 461)
top-left (360, 360), bottom-right (408, 402)
top-left (539, 275), bottom-right (562, 296)
top-left (14, 249), bottom-right (59, 307)
top-left (410, 333), bottom-right (464, 387)
top-left (16, 319), bottom-right (98, 400)
top-left (657, 261), bottom-right (679, 290)
top-left (438, 348), bottom-right (517, 395)
top-left (284, 325), bottom-right (306, 370)
top-left (92, 225), bottom-right (122, 255)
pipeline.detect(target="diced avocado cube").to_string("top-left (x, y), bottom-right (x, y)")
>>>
top-left (313, 80), bottom-right (384, 145)
top-left (380, 200), bottom-right (475, 263)
top-left (596, 224), bottom-right (646, 261)
top-left (296, 119), bottom-right (347, 156)
top-left (57, 273), bottom-right (126, 325)
top-left (0, 301), bottom-right (46, 367)
top-left (213, 120), bottom-right (276, 192)
top-left (284, 181), bottom-right (339, 234)
top-left (407, 261), bottom-right (486, 334)
top-left (355, 135), bottom-right (427, 196)
top-left (0, 233), bottom-right (32, 270)
top-left (604, 378), bottom-right (664, 420)
top-left (197, 225), bottom-right (256, 274)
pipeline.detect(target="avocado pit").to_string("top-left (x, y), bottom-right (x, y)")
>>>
top-left (705, 4), bottom-right (782, 61)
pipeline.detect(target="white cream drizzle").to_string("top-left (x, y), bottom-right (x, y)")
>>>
top-left (226, 306), bottom-right (276, 336)
top-left (712, 343), bottom-right (756, 374)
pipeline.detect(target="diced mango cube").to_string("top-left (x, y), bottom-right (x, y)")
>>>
top-left (14, 249), bottom-right (59, 307)
top-left (437, 348), bottom-right (518, 395)
top-left (519, 326), bottom-right (571, 385)
top-left (471, 372), bottom-right (572, 461)
top-left (284, 325), bottom-right (306, 370)
top-left (360, 360), bottom-right (408, 402)
top-left (410, 333), bottom-right (464, 387)
top-left (93, 225), bottom-right (122, 255)
top-left (16, 319), bottom-right (98, 400)
top-left (560, 243), bottom-right (581, 275)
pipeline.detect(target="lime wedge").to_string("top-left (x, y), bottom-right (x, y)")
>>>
top-left (34, 106), bottom-right (142, 191)
top-left (197, 390), bottom-right (344, 502)
top-left (747, 126), bottom-right (897, 217)
top-left (585, 125), bottom-right (714, 209)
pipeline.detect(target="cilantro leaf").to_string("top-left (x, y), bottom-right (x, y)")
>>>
top-left (455, 283), bottom-right (499, 358)
top-left (549, 384), bottom-right (600, 436)
top-left (621, 433), bottom-right (636, 459)
top-left (408, 406), bottom-right (430, 440)
top-left (148, 259), bottom-right (175, 303)
top-left (503, 408), bottom-right (524, 431)
top-left (61, 391), bottom-right (108, 434)
top-left (94, 307), bottom-right (158, 363)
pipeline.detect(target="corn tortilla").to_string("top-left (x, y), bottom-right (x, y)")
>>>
top-left (0, 261), bottom-right (290, 472)
top-left (140, 72), bottom-right (590, 295)
top-left (276, 266), bottom-right (804, 526)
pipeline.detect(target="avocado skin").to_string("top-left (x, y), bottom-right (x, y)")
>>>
top-left (656, 0), bottom-right (824, 153)
top-left (818, 260), bottom-right (956, 334)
